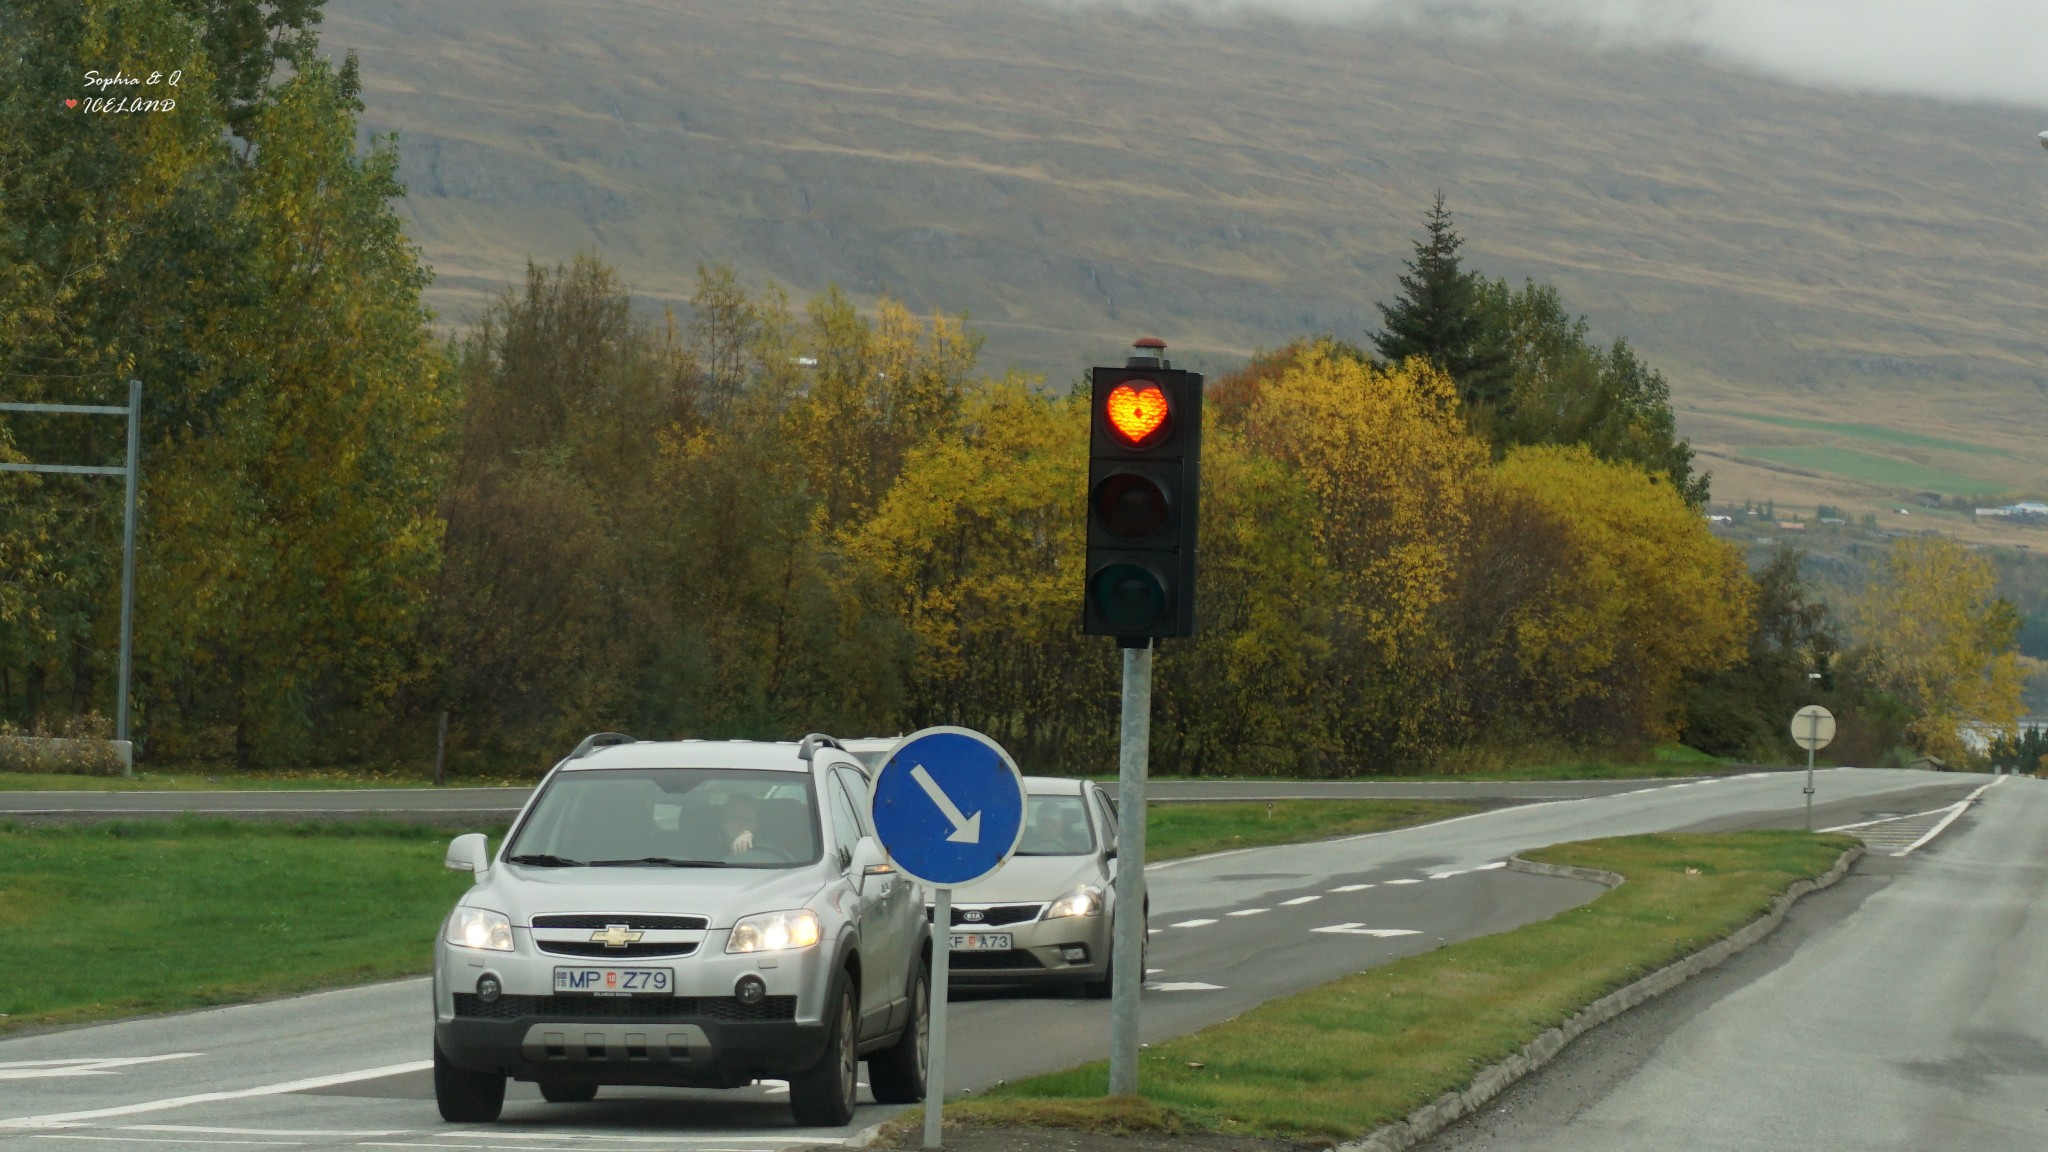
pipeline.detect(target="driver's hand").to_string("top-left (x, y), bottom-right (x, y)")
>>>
top-left (730, 829), bottom-right (754, 853)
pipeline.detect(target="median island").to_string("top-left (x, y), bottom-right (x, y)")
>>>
top-left (890, 831), bottom-right (1857, 1149)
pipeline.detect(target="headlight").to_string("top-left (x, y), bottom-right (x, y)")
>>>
top-left (726, 909), bottom-right (822, 954)
top-left (1045, 885), bottom-right (1104, 919)
top-left (446, 907), bottom-right (514, 952)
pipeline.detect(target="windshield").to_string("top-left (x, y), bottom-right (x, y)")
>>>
top-left (506, 768), bottom-right (820, 868)
top-left (1016, 794), bottom-right (1096, 856)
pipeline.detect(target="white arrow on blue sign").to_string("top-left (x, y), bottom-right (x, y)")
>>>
top-left (869, 726), bottom-right (1027, 888)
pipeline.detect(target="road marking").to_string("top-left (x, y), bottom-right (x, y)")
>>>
top-left (1226, 908), bottom-right (1268, 916)
top-left (124, 1129), bottom-right (409, 1138)
top-left (1145, 968), bottom-right (1163, 974)
top-left (1383, 878), bottom-right (1421, 885)
top-left (1170, 918), bottom-right (1217, 928)
top-left (1329, 883), bottom-right (1374, 892)
top-left (1280, 895), bottom-right (1321, 905)
top-left (1312, 923), bottom-right (1422, 938)
top-left (1428, 869), bottom-right (1466, 880)
top-left (33, 1139), bottom-right (301, 1147)
top-left (1473, 861), bottom-right (1507, 871)
top-left (1144, 982), bottom-right (1225, 992)
top-left (0, 1061), bottom-right (433, 1130)
top-left (0, 1056), bottom-right (202, 1082)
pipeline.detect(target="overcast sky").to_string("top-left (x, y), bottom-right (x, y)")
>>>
top-left (1056, 1), bottom-right (2048, 110)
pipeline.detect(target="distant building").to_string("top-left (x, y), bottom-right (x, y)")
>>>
top-left (1975, 501), bottom-right (2048, 518)
top-left (1820, 516), bottom-right (1847, 526)
top-left (1777, 520), bottom-right (1806, 531)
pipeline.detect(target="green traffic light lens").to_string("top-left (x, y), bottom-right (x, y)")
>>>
top-left (1091, 563), bottom-right (1168, 631)
top-left (1093, 473), bottom-right (1170, 540)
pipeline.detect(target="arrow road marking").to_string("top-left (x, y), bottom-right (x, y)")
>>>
top-left (909, 764), bottom-right (982, 844)
top-left (1313, 923), bottom-right (1422, 938)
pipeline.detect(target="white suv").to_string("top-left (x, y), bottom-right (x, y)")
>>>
top-left (432, 733), bottom-right (929, 1126)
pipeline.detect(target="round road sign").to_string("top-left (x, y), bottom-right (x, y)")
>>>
top-left (869, 726), bottom-right (1026, 888)
top-left (1791, 704), bottom-right (1836, 751)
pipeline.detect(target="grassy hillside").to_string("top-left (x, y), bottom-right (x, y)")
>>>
top-left (323, 0), bottom-right (2048, 514)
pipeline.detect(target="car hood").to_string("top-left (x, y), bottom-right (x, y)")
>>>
top-left (467, 864), bottom-right (827, 928)
top-left (954, 853), bottom-right (1107, 904)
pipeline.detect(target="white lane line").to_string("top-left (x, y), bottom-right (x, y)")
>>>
top-left (1144, 982), bottom-right (1226, 991)
top-left (1383, 878), bottom-right (1422, 886)
top-left (1898, 803), bottom-right (1975, 857)
top-left (33, 1139), bottom-right (301, 1147)
top-left (0, 1060), bottom-right (433, 1130)
top-left (1170, 918), bottom-right (1217, 928)
top-left (1280, 895), bottom-right (1321, 905)
top-left (1312, 923), bottom-right (1423, 938)
top-left (1472, 861), bottom-right (1507, 871)
top-left (0, 1056), bottom-right (203, 1082)
top-left (1145, 968), bottom-right (1164, 974)
top-left (1226, 908), bottom-right (1268, 917)
top-left (1428, 869), bottom-right (1467, 880)
top-left (1329, 883), bottom-right (1374, 892)
top-left (125, 1129), bottom-right (408, 1138)
top-left (1820, 803), bottom-right (1960, 833)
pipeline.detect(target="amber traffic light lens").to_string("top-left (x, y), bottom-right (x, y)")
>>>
top-left (1092, 473), bottom-right (1169, 540)
top-left (1091, 563), bottom-right (1168, 631)
top-left (1104, 382), bottom-right (1169, 445)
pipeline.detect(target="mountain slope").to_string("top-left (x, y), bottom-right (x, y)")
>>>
top-left (323, 0), bottom-right (2048, 512)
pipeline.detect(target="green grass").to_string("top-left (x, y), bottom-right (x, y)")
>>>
top-left (0, 819), bottom-right (479, 1032)
top-left (1741, 445), bottom-right (2008, 497)
top-left (1732, 413), bottom-right (2008, 457)
top-left (932, 831), bottom-right (1855, 1144)
top-left (0, 771), bottom-right (449, 792)
top-left (1147, 800), bottom-right (1478, 861)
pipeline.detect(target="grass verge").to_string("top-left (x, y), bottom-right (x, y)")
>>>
top-left (0, 769), bottom-right (520, 791)
top-left (926, 831), bottom-right (1855, 1144)
top-left (0, 819), bottom-right (482, 1033)
top-left (1147, 800), bottom-right (1477, 861)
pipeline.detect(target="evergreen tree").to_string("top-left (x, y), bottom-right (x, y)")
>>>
top-left (1373, 192), bottom-right (1512, 411)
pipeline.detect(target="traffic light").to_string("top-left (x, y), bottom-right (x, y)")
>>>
top-left (1084, 338), bottom-right (1202, 642)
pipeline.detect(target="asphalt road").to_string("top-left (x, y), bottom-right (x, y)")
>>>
top-left (0, 775), bottom-right (1762, 824)
top-left (0, 769), bottom-right (1990, 1152)
top-left (1423, 774), bottom-right (2048, 1152)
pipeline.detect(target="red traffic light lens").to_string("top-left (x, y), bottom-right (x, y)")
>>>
top-left (1105, 382), bottom-right (1169, 445)
top-left (1093, 473), bottom-right (1170, 540)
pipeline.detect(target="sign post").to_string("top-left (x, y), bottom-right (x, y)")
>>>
top-left (869, 727), bottom-right (1028, 1151)
top-left (1791, 704), bottom-right (1837, 831)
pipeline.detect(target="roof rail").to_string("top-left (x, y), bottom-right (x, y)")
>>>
top-left (568, 732), bottom-right (639, 760)
top-left (797, 733), bottom-right (845, 762)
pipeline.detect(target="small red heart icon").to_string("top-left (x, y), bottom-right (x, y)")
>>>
top-left (65, 98), bottom-right (77, 108)
top-left (1105, 382), bottom-right (1169, 443)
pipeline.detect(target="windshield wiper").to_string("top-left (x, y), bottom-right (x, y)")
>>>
top-left (505, 853), bottom-right (584, 867)
top-left (589, 856), bottom-right (728, 868)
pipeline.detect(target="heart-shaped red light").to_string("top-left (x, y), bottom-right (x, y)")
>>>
top-left (1105, 382), bottom-right (1168, 444)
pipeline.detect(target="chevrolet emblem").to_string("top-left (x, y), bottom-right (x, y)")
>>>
top-left (591, 924), bottom-right (644, 948)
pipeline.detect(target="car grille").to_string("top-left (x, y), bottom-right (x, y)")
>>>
top-left (453, 993), bottom-right (797, 1022)
top-left (930, 904), bottom-right (1044, 927)
top-left (535, 941), bottom-right (700, 959)
top-left (948, 950), bottom-right (1046, 971)
top-left (530, 914), bottom-right (709, 931)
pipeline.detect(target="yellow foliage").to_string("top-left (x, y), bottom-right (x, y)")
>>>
top-left (1493, 445), bottom-right (1752, 740)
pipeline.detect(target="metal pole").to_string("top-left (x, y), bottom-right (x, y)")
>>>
top-left (1803, 714), bottom-right (1817, 832)
top-left (1108, 641), bottom-right (1153, 1096)
top-left (114, 379), bottom-right (140, 777)
top-left (924, 886), bottom-right (951, 1150)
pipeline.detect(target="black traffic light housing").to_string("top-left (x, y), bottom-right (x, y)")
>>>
top-left (1084, 339), bottom-right (1202, 643)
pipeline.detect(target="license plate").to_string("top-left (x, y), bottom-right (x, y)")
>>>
top-left (948, 932), bottom-right (1012, 951)
top-left (552, 966), bottom-right (674, 995)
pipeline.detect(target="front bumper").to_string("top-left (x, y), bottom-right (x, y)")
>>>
top-left (942, 912), bottom-right (1110, 982)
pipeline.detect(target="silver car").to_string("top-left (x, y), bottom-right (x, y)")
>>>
top-left (431, 733), bottom-right (929, 1126)
top-left (930, 776), bottom-right (1142, 996)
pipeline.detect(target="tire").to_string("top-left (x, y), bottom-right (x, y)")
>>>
top-left (434, 1041), bottom-right (506, 1123)
top-left (789, 977), bottom-right (859, 1127)
top-left (867, 961), bottom-right (928, 1104)
top-left (1085, 913), bottom-right (1147, 999)
top-left (539, 1081), bottom-right (598, 1103)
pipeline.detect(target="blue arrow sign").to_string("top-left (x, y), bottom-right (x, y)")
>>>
top-left (869, 726), bottom-right (1026, 888)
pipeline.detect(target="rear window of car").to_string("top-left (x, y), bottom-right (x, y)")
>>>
top-left (1016, 794), bottom-right (1096, 856)
top-left (506, 768), bottom-right (821, 868)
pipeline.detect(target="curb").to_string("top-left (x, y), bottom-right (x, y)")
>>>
top-left (1336, 844), bottom-right (1864, 1152)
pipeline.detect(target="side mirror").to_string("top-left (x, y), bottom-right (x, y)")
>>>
top-left (446, 833), bottom-right (490, 876)
top-left (850, 837), bottom-right (892, 891)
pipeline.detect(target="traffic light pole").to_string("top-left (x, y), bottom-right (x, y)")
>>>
top-left (1108, 640), bottom-right (1152, 1096)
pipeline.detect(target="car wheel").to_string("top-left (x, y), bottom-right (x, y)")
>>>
top-left (539, 1081), bottom-right (598, 1103)
top-left (1085, 915), bottom-right (1147, 999)
top-left (867, 960), bottom-right (928, 1103)
top-left (790, 977), bottom-right (858, 1127)
top-left (434, 1041), bottom-right (505, 1123)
